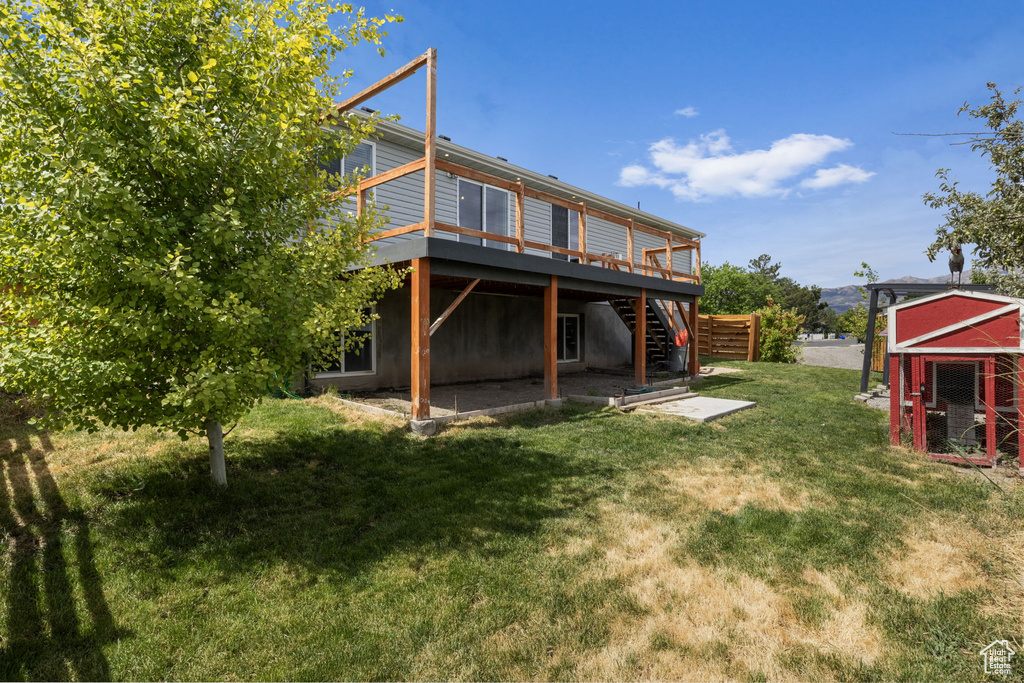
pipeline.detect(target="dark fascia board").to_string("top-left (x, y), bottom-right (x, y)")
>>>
top-left (867, 282), bottom-right (995, 296)
top-left (360, 237), bottom-right (703, 301)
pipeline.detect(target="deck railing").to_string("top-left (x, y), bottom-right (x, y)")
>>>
top-left (334, 154), bottom-right (701, 284)
top-left (331, 48), bottom-right (700, 286)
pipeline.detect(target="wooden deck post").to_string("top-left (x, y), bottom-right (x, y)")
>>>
top-left (515, 182), bottom-right (525, 253)
top-left (578, 202), bottom-right (587, 264)
top-left (688, 298), bottom-right (699, 377)
top-left (544, 276), bottom-right (558, 399)
top-left (665, 236), bottom-right (673, 278)
top-left (423, 48), bottom-right (437, 237)
top-left (627, 219), bottom-right (635, 273)
top-left (411, 258), bottom-right (431, 420)
top-left (635, 288), bottom-right (647, 386)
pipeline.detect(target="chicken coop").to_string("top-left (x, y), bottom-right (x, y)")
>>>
top-left (889, 289), bottom-right (1024, 467)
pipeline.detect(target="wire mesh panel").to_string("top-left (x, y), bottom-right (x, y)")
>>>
top-left (890, 352), bottom-right (1022, 466)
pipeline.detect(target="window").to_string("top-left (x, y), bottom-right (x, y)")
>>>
top-left (557, 314), bottom-right (580, 362)
top-left (457, 179), bottom-right (509, 249)
top-left (320, 141), bottom-right (376, 191)
top-left (551, 205), bottom-right (579, 261)
top-left (313, 316), bottom-right (375, 376)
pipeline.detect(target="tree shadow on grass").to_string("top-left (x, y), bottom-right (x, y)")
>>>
top-left (83, 410), bottom-right (619, 583)
top-left (0, 427), bottom-right (121, 681)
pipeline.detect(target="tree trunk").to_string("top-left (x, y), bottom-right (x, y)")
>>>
top-left (206, 419), bottom-right (227, 486)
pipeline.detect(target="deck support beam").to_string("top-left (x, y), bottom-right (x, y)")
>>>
top-left (688, 297), bottom-right (699, 378)
top-left (635, 288), bottom-right (647, 386)
top-left (429, 278), bottom-right (479, 336)
top-left (544, 276), bottom-right (558, 400)
top-left (411, 258), bottom-right (431, 420)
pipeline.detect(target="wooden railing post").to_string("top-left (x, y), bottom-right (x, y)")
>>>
top-left (627, 219), bottom-right (635, 273)
top-left (423, 48), bottom-right (437, 237)
top-left (578, 202), bottom-right (587, 264)
top-left (515, 182), bottom-right (525, 253)
top-left (357, 188), bottom-right (367, 216)
top-left (666, 236), bottom-right (673, 278)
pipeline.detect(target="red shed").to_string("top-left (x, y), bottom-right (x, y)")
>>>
top-left (889, 289), bottom-right (1024, 467)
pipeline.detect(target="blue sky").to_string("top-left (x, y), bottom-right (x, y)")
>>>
top-left (334, 1), bottom-right (1024, 287)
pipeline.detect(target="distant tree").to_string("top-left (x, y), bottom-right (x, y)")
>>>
top-left (837, 263), bottom-right (880, 341)
top-left (924, 83), bottom-right (1024, 295)
top-left (0, 0), bottom-right (403, 485)
top-left (817, 307), bottom-right (841, 335)
top-left (776, 277), bottom-right (827, 331)
top-left (748, 253), bottom-right (783, 280)
top-left (703, 255), bottom-right (825, 333)
top-left (701, 262), bottom-right (781, 315)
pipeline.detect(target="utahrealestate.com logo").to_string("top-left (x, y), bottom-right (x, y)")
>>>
top-left (980, 640), bottom-right (1015, 676)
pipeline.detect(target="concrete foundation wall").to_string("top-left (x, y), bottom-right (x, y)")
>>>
top-left (310, 287), bottom-right (634, 392)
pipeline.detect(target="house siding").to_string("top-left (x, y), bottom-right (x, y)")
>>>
top-left (309, 288), bottom-right (634, 393)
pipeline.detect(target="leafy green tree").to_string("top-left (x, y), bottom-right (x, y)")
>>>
top-left (700, 262), bottom-right (782, 315)
top-left (755, 296), bottom-right (804, 363)
top-left (924, 83), bottom-right (1024, 295)
top-left (0, 0), bottom-right (403, 485)
top-left (703, 254), bottom-right (825, 333)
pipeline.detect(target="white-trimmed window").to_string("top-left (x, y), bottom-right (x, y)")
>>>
top-left (457, 178), bottom-right (509, 250)
top-left (557, 314), bottom-right (580, 363)
top-left (314, 316), bottom-right (376, 377)
top-left (321, 140), bottom-right (376, 191)
top-left (551, 205), bottom-right (579, 262)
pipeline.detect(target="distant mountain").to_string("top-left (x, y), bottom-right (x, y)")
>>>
top-left (820, 275), bottom-right (959, 313)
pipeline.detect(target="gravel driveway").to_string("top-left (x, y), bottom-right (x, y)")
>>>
top-left (798, 341), bottom-right (866, 370)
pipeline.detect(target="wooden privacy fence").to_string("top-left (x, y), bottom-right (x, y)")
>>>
top-left (698, 314), bottom-right (762, 361)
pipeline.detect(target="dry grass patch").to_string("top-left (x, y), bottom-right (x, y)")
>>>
top-left (660, 461), bottom-right (810, 514)
top-left (305, 395), bottom-right (406, 429)
top-left (885, 518), bottom-right (988, 598)
top-left (577, 506), bottom-right (883, 681)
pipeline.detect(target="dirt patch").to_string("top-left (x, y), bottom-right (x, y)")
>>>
top-left (345, 369), bottom-right (687, 418)
top-left (577, 506), bottom-right (883, 681)
top-left (885, 519), bottom-right (987, 598)
top-left (660, 462), bottom-right (810, 514)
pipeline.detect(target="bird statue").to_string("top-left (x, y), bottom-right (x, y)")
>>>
top-left (949, 244), bottom-right (965, 287)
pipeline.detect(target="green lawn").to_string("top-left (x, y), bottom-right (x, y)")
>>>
top-left (1, 362), bottom-right (1021, 681)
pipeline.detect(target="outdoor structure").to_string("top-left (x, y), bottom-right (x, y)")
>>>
top-left (313, 48), bottom-right (704, 424)
top-left (859, 282), bottom-right (995, 392)
top-left (888, 289), bottom-right (1024, 467)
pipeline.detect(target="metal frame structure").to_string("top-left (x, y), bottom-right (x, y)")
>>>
top-left (859, 282), bottom-right (995, 392)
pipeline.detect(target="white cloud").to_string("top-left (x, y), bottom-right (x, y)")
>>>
top-left (800, 163), bottom-right (876, 189)
top-left (619, 129), bottom-right (873, 200)
top-left (674, 106), bottom-right (699, 118)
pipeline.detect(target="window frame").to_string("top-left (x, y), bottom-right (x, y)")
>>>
top-left (550, 204), bottom-right (580, 262)
top-left (456, 178), bottom-right (511, 249)
top-left (557, 313), bottom-right (581, 363)
top-left (313, 316), bottom-right (377, 378)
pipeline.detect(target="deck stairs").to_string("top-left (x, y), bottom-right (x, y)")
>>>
top-left (610, 298), bottom-right (674, 367)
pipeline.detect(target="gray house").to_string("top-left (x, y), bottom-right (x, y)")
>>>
top-left (310, 49), bottom-right (704, 423)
